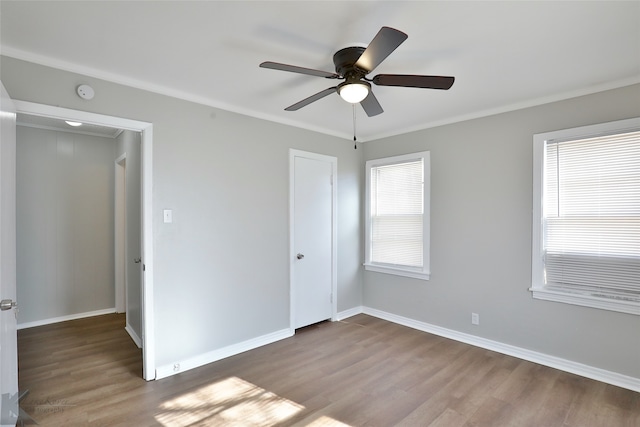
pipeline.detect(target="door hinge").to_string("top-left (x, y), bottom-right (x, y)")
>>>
top-left (143, 264), bottom-right (146, 271)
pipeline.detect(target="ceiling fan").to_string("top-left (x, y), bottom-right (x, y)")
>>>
top-left (260, 26), bottom-right (455, 117)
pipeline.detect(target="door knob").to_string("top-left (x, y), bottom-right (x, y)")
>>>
top-left (0, 299), bottom-right (17, 311)
top-left (296, 253), bottom-right (305, 260)
top-left (134, 258), bottom-right (142, 264)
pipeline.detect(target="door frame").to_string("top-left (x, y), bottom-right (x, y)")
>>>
top-left (0, 81), bottom-right (19, 426)
top-left (13, 100), bottom-right (156, 381)
top-left (289, 149), bottom-right (337, 333)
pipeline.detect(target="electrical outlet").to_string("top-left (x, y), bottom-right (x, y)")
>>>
top-left (471, 313), bottom-right (480, 325)
top-left (173, 363), bottom-right (180, 372)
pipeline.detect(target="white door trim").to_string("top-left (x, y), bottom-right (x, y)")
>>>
top-left (0, 80), bottom-right (19, 427)
top-left (13, 100), bottom-right (156, 381)
top-left (289, 149), bottom-right (337, 333)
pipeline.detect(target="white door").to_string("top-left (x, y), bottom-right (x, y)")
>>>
top-left (0, 82), bottom-right (19, 426)
top-left (291, 151), bottom-right (335, 329)
top-left (127, 135), bottom-right (143, 347)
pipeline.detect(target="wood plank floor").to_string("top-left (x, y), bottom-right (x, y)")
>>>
top-left (17, 313), bottom-right (639, 426)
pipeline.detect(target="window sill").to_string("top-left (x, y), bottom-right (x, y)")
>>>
top-left (530, 287), bottom-right (639, 316)
top-left (364, 263), bottom-right (430, 281)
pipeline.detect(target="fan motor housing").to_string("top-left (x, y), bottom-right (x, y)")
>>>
top-left (333, 46), bottom-right (367, 78)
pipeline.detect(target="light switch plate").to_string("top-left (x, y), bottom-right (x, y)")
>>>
top-left (163, 209), bottom-right (172, 223)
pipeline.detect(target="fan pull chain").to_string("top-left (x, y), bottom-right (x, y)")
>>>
top-left (353, 104), bottom-right (357, 149)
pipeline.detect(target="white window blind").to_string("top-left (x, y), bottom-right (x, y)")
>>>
top-left (365, 151), bottom-right (430, 280)
top-left (370, 159), bottom-right (424, 268)
top-left (543, 130), bottom-right (640, 302)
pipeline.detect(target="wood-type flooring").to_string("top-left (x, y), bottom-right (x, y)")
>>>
top-left (17, 313), bottom-right (639, 426)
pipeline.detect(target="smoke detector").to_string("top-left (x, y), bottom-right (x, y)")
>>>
top-left (76, 84), bottom-right (95, 100)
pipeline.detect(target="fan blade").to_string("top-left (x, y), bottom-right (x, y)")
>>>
top-left (285, 87), bottom-right (337, 111)
top-left (354, 27), bottom-right (408, 73)
top-left (360, 91), bottom-right (383, 117)
top-left (260, 61), bottom-right (339, 79)
top-left (372, 74), bottom-right (455, 90)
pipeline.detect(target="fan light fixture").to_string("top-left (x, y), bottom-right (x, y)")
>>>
top-left (338, 81), bottom-right (370, 103)
top-left (259, 27), bottom-right (455, 117)
top-left (65, 121), bottom-right (83, 127)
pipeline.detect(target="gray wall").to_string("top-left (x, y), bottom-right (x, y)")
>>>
top-left (115, 130), bottom-right (142, 341)
top-left (5, 54), bottom-right (637, 381)
top-left (362, 84), bottom-right (640, 379)
top-left (1, 56), bottom-right (364, 369)
top-left (16, 125), bottom-right (116, 324)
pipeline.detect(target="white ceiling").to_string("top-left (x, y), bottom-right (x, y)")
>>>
top-left (2, 1), bottom-right (639, 142)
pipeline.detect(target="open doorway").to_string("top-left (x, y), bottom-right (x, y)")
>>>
top-left (12, 101), bottom-right (155, 380)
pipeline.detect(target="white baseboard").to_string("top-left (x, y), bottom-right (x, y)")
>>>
top-left (125, 323), bottom-right (142, 348)
top-left (155, 328), bottom-right (293, 380)
top-left (337, 306), bottom-right (364, 321)
top-left (361, 307), bottom-right (640, 393)
top-left (17, 308), bottom-right (117, 330)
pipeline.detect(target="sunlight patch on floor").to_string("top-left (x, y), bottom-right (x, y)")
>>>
top-left (304, 415), bottom-right (353, 426)
top-left (155, 376), bottom-right (303, 426)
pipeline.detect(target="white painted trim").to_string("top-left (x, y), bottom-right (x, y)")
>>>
top-left (337, 306), bottom-right (363, 321)
top-left (13, 100), bottom-right (156, 380)
top-left (141, 126), bottom-right (154, 380)
top-left (125, 323), bottom-right (142, 348)
top-left (1, 48), bottom-right (350, 141)
top-left (533, 116), bottom-right (640, 145)
top-left (363, 263), bottom-right (431, 280)
top-left (362, 307), bottom-right (640, 393)
top-left (17, 308), bottom-right (116, 330)
top-left (155, 328), bottom-right (293, 380)
top-left (530, 288), bottom-right (640, 316)
top-left (365, 76), bottom-right (640, 143)
top-left (289, 149), bottom-right (338, 333)
top-left (15, 120), bottom-right (120, 139)
top-left (531, 117), bottom-right (640, 316)
top-left (364, 151), bottom-right (431, 280)
top-left (12, 100), bottom-right (150, 132)
top-left (4, 48), bottom-right (640, 143)
top-left (0, 80), bottom-right (19, 427)
top-left (330, 156), bottom-right (338, 322)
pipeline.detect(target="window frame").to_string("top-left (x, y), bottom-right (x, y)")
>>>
top-left (531, 117), bottom-right (640, 315)
top-left (364, 151), bottom-right (430, 280)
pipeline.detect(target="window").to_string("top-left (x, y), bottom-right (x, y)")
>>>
top-left (531, 118), bottom-right (640, 315)
top-left (365, 151), bottom-right (430, 280)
